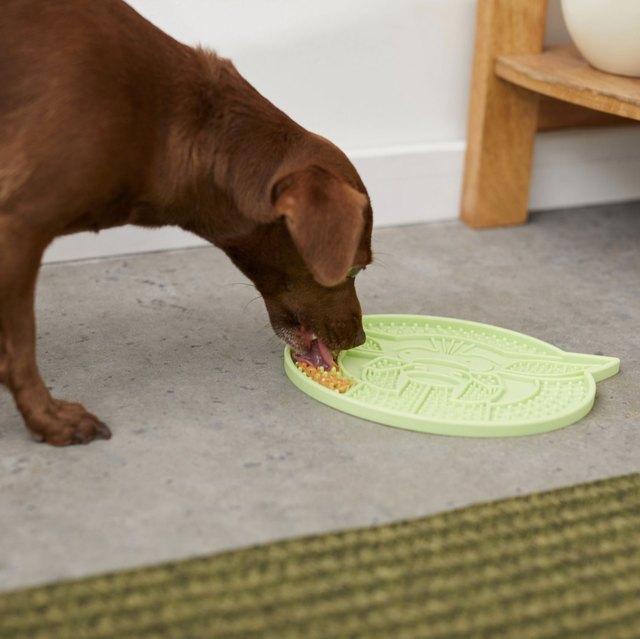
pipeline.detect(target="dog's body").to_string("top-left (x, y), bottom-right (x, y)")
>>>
top-left (0, 0), bottom-right (372, 445)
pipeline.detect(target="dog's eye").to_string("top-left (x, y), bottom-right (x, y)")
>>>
top-left (347, 267), bottom-right (365, 279)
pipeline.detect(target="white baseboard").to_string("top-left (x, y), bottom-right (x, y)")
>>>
top-left (350, 141), bottom-right (467, 227)
top-left (43, 127), bottom-right (640, 263)
top-left (530, 127), bottom-right (640, 210)
top-left (350, 127), bottom-right (640, 227)
top-left (44, 226), bottom-right (208, 264)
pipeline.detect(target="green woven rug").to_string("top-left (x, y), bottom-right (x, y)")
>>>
top-left (1, 473), bottom-right (639, 639)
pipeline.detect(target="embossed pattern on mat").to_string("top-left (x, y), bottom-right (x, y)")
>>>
top-left (285, 315), bottom-right (621, 437)
top-left (1, 473), bottom-right (639, 639)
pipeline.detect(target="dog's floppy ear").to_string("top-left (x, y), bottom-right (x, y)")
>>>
top-left (271, 166), bottom-right (367, 287)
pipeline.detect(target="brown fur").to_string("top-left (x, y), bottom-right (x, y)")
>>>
top-left (0, 0), bottom-right (373, 445)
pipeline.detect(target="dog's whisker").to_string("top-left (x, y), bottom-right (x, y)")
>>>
top-left (242, 295), bottom-right (263, 312)
top-left (371, 252), bottom-right (391, 269)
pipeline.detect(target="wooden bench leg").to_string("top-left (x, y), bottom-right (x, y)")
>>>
top-left (461, 0), bottom-right (548, 228)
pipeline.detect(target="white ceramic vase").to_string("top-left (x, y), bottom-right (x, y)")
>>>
top-left (561, 0), bottom-right (640, 77)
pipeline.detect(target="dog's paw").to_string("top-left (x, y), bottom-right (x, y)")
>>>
top-left (26, 399), bottom-right (112, 446)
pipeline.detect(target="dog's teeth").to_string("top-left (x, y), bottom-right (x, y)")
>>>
top-left (311, 333), bottom-right (318, 340)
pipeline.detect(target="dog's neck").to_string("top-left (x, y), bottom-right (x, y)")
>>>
top-left (146, 48), bottom-right (307, 248)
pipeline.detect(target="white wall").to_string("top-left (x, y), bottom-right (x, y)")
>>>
top-left (44, 0), bottom-right (640, 263)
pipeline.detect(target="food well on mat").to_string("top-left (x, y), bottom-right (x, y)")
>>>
top-left (291, 338), bottom-right (353, 393)
top-left (294, 361), bottom-right (353, 393)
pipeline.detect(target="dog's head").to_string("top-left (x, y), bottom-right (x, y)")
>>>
top-left (224, 163), bottom-right (372, 361)
top-left (165, 54), bottom-right (372, 362)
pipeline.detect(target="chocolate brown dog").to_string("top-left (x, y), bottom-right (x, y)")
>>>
top-left (0, 0), bottom-right (373, 445)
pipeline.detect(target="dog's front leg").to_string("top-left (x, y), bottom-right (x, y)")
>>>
top-left (0, 221), bottom-right (111, 445)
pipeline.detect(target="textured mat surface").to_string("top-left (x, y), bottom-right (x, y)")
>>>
top-left (1, 473), bottom-right (639, 639)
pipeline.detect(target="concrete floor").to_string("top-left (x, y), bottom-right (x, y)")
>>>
top-left (1, 202), bottom-right (639, 592)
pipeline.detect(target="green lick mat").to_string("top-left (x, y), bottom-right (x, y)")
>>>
top-left (1, 473), bottom-right (639, 639)
top-left (285, 314), bottom-right (620, 437)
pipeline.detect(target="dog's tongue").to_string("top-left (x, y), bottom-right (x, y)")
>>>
top-left (293, 339), bottom-right (335, 370)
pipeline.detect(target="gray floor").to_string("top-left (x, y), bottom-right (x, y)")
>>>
top-left (1, 202), bottom-right (639, 592)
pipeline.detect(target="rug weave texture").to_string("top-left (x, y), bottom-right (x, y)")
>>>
top-left (1, 473), bottom-right (639, 639)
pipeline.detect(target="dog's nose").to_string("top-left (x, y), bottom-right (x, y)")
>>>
top-left (324, 318), bottom-right (366, 351)
top-left (353, 325), bottom-right (366, 347)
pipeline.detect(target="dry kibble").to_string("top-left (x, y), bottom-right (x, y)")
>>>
top-left (296, 362), bottom-right (353, 393)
